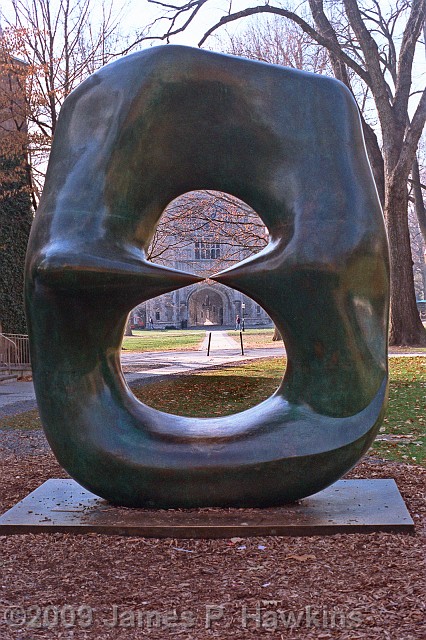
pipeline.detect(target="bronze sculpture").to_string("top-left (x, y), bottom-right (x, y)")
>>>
top-left (25, 46), bottom-right (389, 507)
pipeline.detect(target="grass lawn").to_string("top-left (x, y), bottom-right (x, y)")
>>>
top-left (376, 357), bottom-right (426, 465)
top-left (2, 357), bottom-right (424, 466)
top-left (237, 327), bottom-right (279, 348)
top-left (135, 357), bottom-right (283, 417)
top-left (122, 329), bottom-right (206, 352)
top-left (122, 328), bottom-right (281, 352)
top-left (134, 356), bottom-right (425, 466)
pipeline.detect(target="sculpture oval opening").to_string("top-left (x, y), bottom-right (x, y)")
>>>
top-left (122, 190), bottom-right (284, 418)
top-left (148, 190), bottom-right (270, 274)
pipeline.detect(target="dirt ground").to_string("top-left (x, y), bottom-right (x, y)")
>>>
top-left (0, 436), bottom-right (425, 640)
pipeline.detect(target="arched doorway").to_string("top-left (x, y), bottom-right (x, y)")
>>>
top-left (188, 288), bottom-right (224, 326)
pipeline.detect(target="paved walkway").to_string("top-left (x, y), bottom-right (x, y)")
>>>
top-left (0, 381), bottom-right (37, 414)
top-left (123, 330), bottom-right (284, 383)
top-left (198, 330), bottom-right (241, 350)
top-left (0, 332), bottom-right (285, 415)
top-left (1, 330), bottom-right (424, 416)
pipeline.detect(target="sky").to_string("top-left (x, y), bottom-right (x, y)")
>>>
top-left (120, 0), bottom-right (425, 118)
top-left (116, 0), bottom-right (425, 94)
top-left (0, 0), bottom-right (259, 53)
top-left (121, 0), bottom-right (258, 49)
top-left (1, 0), bottom-right (424, 116)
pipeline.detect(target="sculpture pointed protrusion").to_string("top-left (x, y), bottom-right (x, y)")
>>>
top-left (36, 248), bottom-right (203, 302)
top-left (211, 244), bottom-right (276, 301)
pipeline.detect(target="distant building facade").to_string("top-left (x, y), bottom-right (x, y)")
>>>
top-left (131, 192), bottom-right (272, 329)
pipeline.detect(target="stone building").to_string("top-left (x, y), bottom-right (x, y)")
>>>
top-left (131, 192), bottom-right (272, 329)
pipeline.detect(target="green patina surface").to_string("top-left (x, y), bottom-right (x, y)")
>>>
top-left (24, 46), bottom-right (389, 507)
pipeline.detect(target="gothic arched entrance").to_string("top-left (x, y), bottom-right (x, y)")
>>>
top-left (188, 288), bottom-right (224, 326)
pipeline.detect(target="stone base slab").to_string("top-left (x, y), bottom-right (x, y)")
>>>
top-left (0, 478), bottom-right (414, 537)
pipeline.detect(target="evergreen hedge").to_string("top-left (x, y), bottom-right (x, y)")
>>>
top-left (0, 156), bottom-right (32, 334)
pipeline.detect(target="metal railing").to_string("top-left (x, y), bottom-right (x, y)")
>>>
top-left (0, 333), bottom-right (31, 373)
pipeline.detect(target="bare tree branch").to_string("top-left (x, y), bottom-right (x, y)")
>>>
top-left (343, 0), bottom-right (393, 124)
top-left (1, 0), bottom-right (130, 205)
top-left (308, 0), bottom-right (351, 86)
top-left (412, 155), bottom-right (426, 243)
top-left (395, 88), bottom-right (426, 182)
top-left (393, 0), bottom-right (426, 130)
top-left (197, 5), bottom-right (371, 84)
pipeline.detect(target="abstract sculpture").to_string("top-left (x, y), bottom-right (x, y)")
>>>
top-left (25, 46), bottom-right (389, 507)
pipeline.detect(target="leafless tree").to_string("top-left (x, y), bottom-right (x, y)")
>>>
top-left (148, 190), bottom-right (267, 271)
top-left (0, 0), bottom-right (134, 205)
top-left (135, 0), bottom-right (426, 346)
top-left (410, 137), bottom-right (426, 303)
top-left (220, 14), bottom-right (330, 74)
top-left (409, 192), bottom-right (426, 298)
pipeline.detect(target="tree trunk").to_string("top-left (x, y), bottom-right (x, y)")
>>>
top-left (412, 158), bottom-right (426, 302)
top-left (387, 177), bottom-right (426, 345)
top-left (124, 317), bottom-right (133, 336)
top-left (362, 121), bottom-right (385, 207)
top-left (422, 261), bottom-right (426, 300)
top-left (272, 326), bottom-right (282, 341)
top-left (412, 157), bottom-right (426, 243)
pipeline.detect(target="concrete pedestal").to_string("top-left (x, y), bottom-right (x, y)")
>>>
top-left (0, 478), bottom-right (414, 537)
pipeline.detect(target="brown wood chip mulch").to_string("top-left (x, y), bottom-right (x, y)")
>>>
top-left (0, 438), bottom-right (425, 640)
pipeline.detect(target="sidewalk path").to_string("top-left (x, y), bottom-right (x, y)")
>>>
top-left (198, 330), bottom-right (240, 350)
top-left (122, 329), bottom-right (284, 383)
top-left (2, 332), bottom-right (425, 418)
top-left (0, 334), bottom-right (285, 416)
top-left (0, 381), bottom-right (37, 416)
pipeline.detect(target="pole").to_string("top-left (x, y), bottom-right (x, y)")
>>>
top-left (207, 332), bottom-right (212, 356)
top-left (240, 331), bottom-right (244, 356)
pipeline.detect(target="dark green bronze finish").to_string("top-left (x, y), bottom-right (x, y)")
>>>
top-left (25, 46), bottom-right (389, 507)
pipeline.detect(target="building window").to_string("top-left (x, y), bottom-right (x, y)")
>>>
top-left (256, 305), bottom-right (261, 315)
top-left (195, 241), bottom-right (221, 260)
top-left (155, 311), bottom-right (160, 320)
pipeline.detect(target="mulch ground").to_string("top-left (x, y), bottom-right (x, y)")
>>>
top-left (0, 433), bottom-right (424, 640)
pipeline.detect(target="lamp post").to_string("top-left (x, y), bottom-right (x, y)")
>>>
top-left (241, 302), bottom-right (245, 331)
